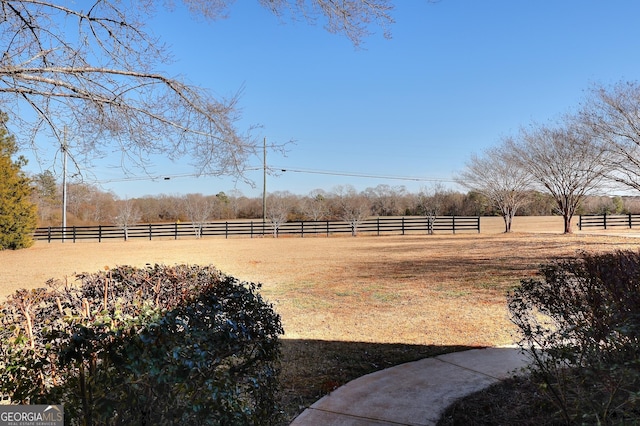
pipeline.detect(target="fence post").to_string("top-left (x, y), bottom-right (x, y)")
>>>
top-left (629, 213), bottom-right (632, 229)
top-left (33, 217), bottom-right (500, 241)
top-left (579, 216), bottom-right (582, 231)
top-left (603, 213), bottom-right (607, 230)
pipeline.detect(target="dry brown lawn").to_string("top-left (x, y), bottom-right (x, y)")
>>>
top-left (2, 216), bottom-right (639, 422)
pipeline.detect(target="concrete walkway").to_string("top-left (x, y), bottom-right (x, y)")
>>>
top-left (290, 347), bottom-right (531, 426)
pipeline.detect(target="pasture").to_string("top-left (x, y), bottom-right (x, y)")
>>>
top-left (2, 216), bottom-right (639, 422)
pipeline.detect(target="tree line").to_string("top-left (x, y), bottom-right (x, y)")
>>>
top-left (4, 1), bottom-right (640, 242)
top-left (29, 174), bottom-right (640, 230)
top-left (27, 80), bottom-right (640, 235)
top-left (457, 81), bottom-right (640, 234)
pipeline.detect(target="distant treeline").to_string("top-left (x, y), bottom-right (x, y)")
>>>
top-left (30, 172), bottom-right (640, 227)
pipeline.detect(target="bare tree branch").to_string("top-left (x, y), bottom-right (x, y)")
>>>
top-left (456, 145), bottom-right (533, 233)
top-left (579, 81), bottom-right (640, 192)
top-left (507, 121), bottom-right (610, 233)
top-left (257, 0), bottom-right (394, 47)
top-left (0, 0), bottom-right (257, 178)
top-left (0, 0), bottom-right (394, 179)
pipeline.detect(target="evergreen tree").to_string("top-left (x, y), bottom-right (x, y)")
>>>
top-left (32, 170), bottom-right (60, 223)
top-left (0, 113), bottom-right (37, 249)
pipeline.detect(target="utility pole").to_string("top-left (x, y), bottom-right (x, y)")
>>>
top-left (262, 137), bottom-right (266, 222)
top-left (61, 126), bottom-right (68, 242)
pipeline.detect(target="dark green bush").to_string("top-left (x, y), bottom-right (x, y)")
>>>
top-left (508, 250), bottom-right (640, 424)
top-left (0, 264), bottom-right (283, 425)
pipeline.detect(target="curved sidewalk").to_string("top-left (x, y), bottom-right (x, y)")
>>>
top-left (290, 347), bottom-right (531, 426)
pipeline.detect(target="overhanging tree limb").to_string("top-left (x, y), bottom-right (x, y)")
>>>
top-left (0, 0), bottom-right (394, 178)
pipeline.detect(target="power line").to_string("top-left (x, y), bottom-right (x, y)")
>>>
top-left (95, 173), bottom-right (203, 183)
top-left (90, 166), bottom-right (455, 185)
top-left (93, 167), bottom-right (263, 184)
top-left (270, 166), bottom-right (455, 183)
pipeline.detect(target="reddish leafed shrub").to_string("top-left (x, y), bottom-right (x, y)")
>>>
top-left (509, 250), bottom-right (640, 424)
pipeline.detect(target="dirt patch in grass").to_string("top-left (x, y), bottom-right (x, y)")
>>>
top-left (1, 217), bottom-right (639, 423)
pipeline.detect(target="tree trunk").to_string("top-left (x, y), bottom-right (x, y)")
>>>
top-left (563, 214), bottom-right (573, 234)
top-left (502, 214), bottom-right (513, 233)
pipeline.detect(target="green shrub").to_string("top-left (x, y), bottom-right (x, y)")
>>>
top-left (0, 264), bottom-right (283, 425)
top-left (508, 250), bottom-right (640, 424)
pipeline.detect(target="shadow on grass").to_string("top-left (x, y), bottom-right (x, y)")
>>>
top-left (278, 339), bottom-right (480, 424)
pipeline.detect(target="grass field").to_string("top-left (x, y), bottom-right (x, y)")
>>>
top-left (2, 216), bottom-right (639, 422)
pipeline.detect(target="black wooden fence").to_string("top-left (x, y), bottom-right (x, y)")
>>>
top-left (33, 216), bottom-right (480, 243)
top-left (578, 213), bottom-right (640, 230)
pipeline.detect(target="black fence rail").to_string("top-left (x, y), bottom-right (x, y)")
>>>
top-left (34, 216), bottom-right (480, 243)
top-left (578, 213), bottom-right (640, 230)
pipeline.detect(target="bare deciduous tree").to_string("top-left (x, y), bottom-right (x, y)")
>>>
top-left (507, 122), bottom-right (609, 233)
top-left (302, 189), bottom-right (330, 221)
top-left (224, 189), bottom-right (245, 219)
top-left (456, 146), bottom-right (532, 233)
top-left (0, 1), bottom-right (394, 175)
top-left (332, 185), bottom-right (371, 236)
top-left (114, 198), bottom-right (141, 241)
top-left (257, 0), bottom-right (394, 47)
top-left (579, 81), bottom-right (640, 192)
top-left (183, 193), bottom-right (214, 238)
top-left (416, 183), bottom-right (450, 234)
top-left (364, 184), bottom-right (407, 216)
top-left (266, 191), bottom-right (292, 237)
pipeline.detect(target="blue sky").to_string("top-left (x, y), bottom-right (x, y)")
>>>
top-left (23, 1), bottom-right (640, 198)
